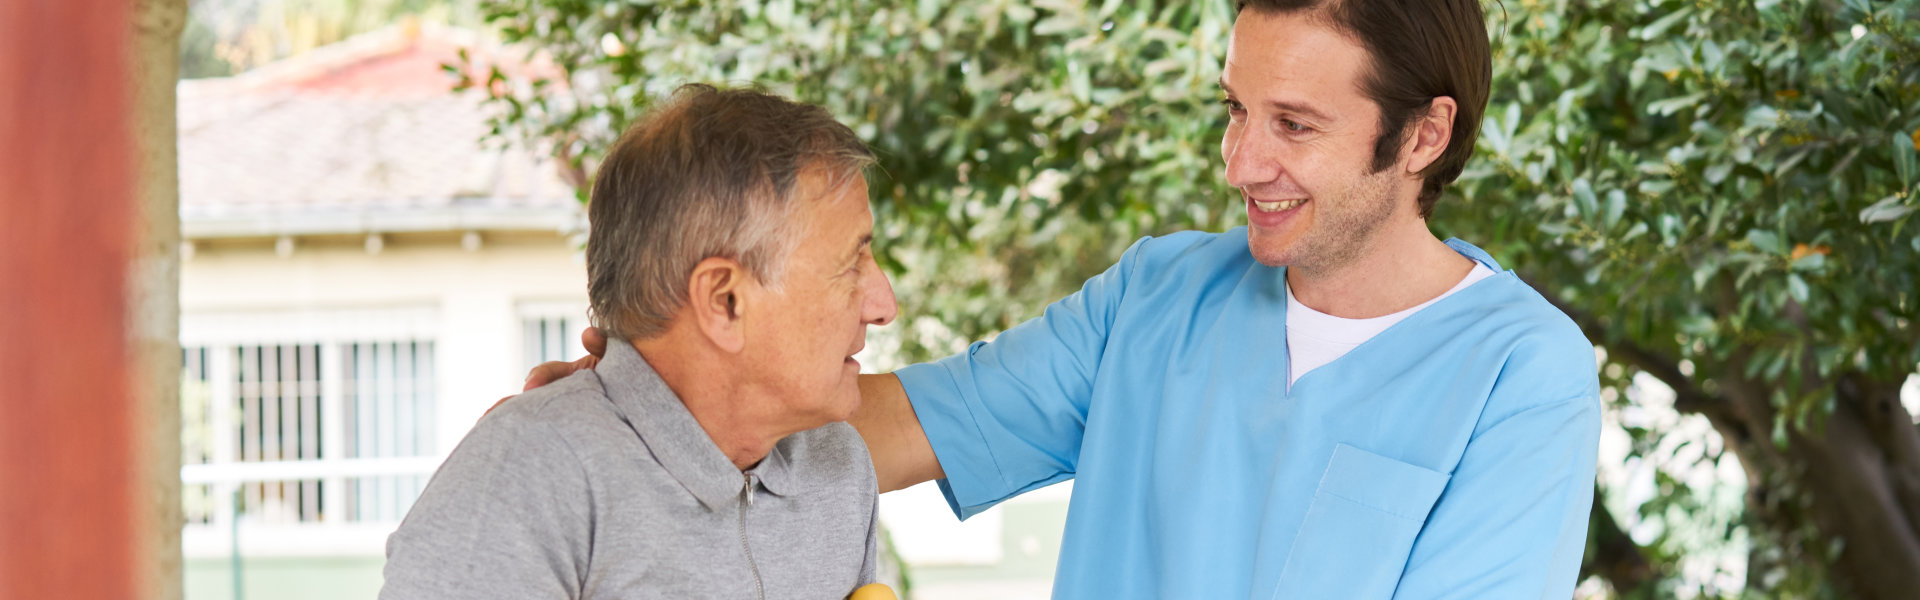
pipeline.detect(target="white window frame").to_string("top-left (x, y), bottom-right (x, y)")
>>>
top-left (518, 300), bottom-right (591, 371)
top-left (179, 306), bottom-right (442, 558)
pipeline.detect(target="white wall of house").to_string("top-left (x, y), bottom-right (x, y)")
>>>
top-left (179, 230), bottom-right (588, 558)
top-left (183, 231), bottom-right (587, 444)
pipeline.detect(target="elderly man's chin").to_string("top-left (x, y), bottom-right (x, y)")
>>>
top-left (816, 367), bottom-right (864, 423)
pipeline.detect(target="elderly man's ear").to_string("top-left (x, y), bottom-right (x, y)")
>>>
top-left (687, 256), bottom-right (749, 353)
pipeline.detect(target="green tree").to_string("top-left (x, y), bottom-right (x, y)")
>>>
top-left (461, 0), bottom-right (1920, 596)
top-left (461, 0), bottom-right (1239, 361)
top-left (1455, 0), bottom-right (1920, 597)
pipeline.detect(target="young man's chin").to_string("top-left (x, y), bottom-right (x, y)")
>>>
top-left (1246, 227), bottom-right (1305, 268)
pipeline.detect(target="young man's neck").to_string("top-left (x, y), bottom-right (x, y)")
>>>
top-left (1285, 217), bottom-right (1475, 319)
top-left (632, 336), bottom-right (787, 471)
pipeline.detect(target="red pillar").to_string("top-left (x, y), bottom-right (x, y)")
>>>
top-left (0, 1), bottom-right (142, 599)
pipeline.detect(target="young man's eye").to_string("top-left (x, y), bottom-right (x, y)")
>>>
top-left (1220, 98), bottom-right (1246, 116)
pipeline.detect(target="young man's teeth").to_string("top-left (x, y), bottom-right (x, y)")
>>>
top-left (1254, 199), bottom-right (1305, 213)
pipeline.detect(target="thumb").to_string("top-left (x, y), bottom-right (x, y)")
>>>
top-left (582, 327), bottom-right (607, 358)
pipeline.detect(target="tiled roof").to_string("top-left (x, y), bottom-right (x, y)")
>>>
top-left (179, 24), bottom-right (579, 238)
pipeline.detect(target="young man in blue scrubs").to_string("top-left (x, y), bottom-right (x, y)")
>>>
top-left (850, 1), bottom-right (1600, 598)
top-left (529, 0), bottom-right (1600, 597)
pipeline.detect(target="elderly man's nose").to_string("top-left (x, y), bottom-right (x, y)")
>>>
top-left (863, 264), bottom-right (897, 327)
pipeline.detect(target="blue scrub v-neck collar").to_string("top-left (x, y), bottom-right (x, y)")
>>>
top-left (1278, 237), bottom-right (1507, 393)
top-left (1442, 237), bottom-right (1504, 271)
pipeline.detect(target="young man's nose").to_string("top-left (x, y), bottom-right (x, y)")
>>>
top-left (1223, 128), bottom-right (1285, 190)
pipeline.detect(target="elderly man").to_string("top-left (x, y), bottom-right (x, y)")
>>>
top-left (380, 84), bottom-right (898, 599)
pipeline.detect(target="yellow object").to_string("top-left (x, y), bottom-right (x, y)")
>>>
top-left (848, 583), bottom-right (898, 600)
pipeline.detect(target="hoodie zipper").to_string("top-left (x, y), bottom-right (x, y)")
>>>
top-left (738, 473), bottom-right (765, 600)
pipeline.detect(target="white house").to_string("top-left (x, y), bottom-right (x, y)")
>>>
top-left (177, 23), bottom-right (588, 598)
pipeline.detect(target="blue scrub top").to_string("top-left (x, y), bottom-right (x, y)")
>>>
top-left (896, 228), bottom-right (1601, 600)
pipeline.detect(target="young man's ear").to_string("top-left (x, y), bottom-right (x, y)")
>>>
top-left (1402, 96), bottom-right (1458, 175)
top-left (686, 256), bottom-right (748, 353)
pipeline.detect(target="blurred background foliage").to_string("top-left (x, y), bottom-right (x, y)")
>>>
top-left (455, 0), bottom-right (1243, 363)
top-left (187, 0), bottom-right (1920, 597)
top-left (181, 0), bottom-right (479, 78)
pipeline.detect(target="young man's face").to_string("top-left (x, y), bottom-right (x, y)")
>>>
top-left (742, 170), bottom-right (896, 427)
top-left (1220, 9), bottom-right (1409, 271)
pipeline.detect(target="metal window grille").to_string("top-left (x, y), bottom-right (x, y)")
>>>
top-left (181, 347), bottom-right (215, 526)
top-left (233, 343), bottom-right (325, 524)
top-left (341, 340), bottom-right (436, 522)
top-left (179, 339), bottom-right (439, 531)
top-left (523, 312), bottom-right (586, 370)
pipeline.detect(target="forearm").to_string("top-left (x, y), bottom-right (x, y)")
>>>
top-left (852, 373), bottom-right (944, 492)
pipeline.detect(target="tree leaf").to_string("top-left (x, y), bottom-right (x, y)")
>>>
top-left (1572, 178), bottom-right (1597, 216)
top-left (1605, 189), bottom-right (1626, 228)
top-left (1791, 252), bottom-right (1826, 272)
top-left (1648, 93), bottom-right (1707, 117)
top-left (1896, 130), bottom-right (1918, 188)
top-left (1746, 229), bottom-right (1785, 256)
top-left (1860, 195), bottom-right (1915, 224)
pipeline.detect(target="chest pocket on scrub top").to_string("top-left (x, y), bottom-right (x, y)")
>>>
top-left (1270, 443), bottom-right (1450, 600)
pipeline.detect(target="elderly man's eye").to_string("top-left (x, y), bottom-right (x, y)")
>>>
top-left (1281, 119), bottom-right (1309, 133)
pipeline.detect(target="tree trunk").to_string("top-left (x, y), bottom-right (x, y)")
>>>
top-left (130, 1), bottom-right (187, 599)
top-left (1750, 373), bottom-right (1920, 599)
top-left (1539, 286), bottom-right (1920, 597)
top-left (1582, 487), bottom-right (1658, 597)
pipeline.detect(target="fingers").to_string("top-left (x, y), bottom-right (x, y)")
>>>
top-left (572, 354), bottom-right (600, 372)
top-left (523, 360), bottom-right (581, 391)
top-left (582, 326), bottom-right (607, 358)
top-left (521, 355), bottom-right (601, 391)
top-left (485, 395), bottom-right (512, 417)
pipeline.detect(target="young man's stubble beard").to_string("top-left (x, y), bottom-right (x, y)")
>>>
top-left (1259, 157), bottom-right (1405, 275)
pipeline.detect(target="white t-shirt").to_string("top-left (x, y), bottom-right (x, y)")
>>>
top-left (1286, 263), bottom-right (1496, 387)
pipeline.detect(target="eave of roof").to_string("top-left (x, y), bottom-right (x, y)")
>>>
top-left (182, 202), bottom-right (582, 240)
top-left (179, 24), bottom-right (579, 240)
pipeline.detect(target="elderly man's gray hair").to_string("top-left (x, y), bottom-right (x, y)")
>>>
top-left (585, 83), bottom-right (876, 341)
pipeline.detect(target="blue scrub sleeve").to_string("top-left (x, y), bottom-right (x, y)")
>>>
top-left (895, 237), bottom-right (1149, 520)
top-left (1390, 392), bottom-right (1601, 599)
